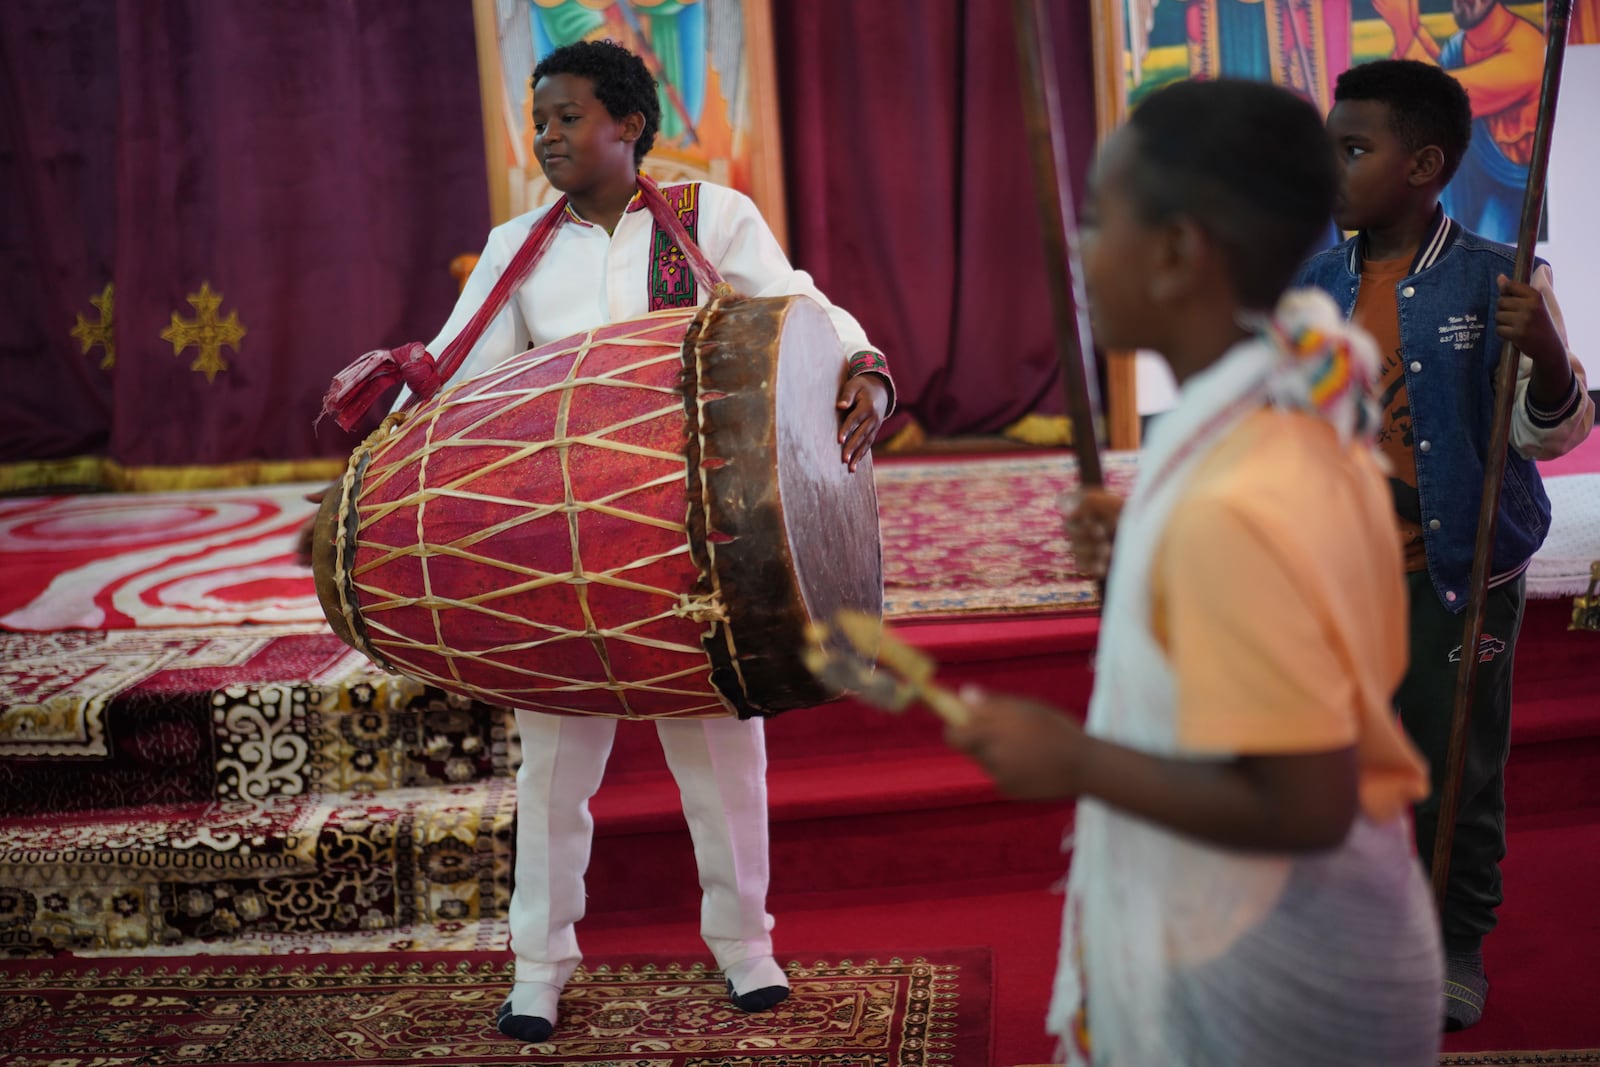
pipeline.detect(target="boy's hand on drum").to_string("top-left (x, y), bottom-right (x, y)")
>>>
top-left (945, 685), bottom-right (1086, 800)
top-left (836, 373), bottom-right (890, 473)
top-left (1061, 487), bottom-right (1124, 579)
top-left (294, 486), bottom-right (330, 569)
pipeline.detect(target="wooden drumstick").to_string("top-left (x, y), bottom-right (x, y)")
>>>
top-left (1432, 0), bottom-right (1576, 915)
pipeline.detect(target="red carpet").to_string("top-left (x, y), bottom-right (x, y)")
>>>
top-left (1442, 809), bottom-right (1600, 1054)
top-left (570, 797), bottom-right (1600, 1067)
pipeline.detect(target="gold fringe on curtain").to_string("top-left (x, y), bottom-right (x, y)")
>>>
top-left (0, 456), bottom-right (346, 495)
top-left (1001, 413), bottom-right (1074, 447)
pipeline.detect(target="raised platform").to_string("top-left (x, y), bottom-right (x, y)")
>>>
top-left (1, 449), bottom-right (1595, 1010)
top-left (0, 455), bottom-right (1130, 953)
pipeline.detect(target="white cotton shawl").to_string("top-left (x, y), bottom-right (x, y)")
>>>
top-left (1047, 291), bottom-right (1443, 1067)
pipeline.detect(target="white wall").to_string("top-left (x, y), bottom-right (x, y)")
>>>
top-left (1536, 44), bottom-right (1600, 377)
top-left (1133, 48), bottom-right (1600, 421)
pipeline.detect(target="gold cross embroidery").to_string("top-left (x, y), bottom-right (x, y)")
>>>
top-left (70, 284), bottom-right (115, 370)
top-left (160, 282), bottom-right (246, 383)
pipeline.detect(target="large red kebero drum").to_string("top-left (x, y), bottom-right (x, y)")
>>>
top-left (312, 293), bottom-right (882, 718)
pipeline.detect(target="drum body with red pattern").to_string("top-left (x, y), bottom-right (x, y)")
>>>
top-left (312, 294), bottom-right (882, 718)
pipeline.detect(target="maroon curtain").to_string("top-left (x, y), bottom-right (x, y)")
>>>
top-left (0, 0), bottom-right (490, 475)
top-left (2, 0), bottom-right (1101, 475)
top-left (0, 3), bottom-right (119, 465)
top-left (774, 0), bottom-right (1099, 435)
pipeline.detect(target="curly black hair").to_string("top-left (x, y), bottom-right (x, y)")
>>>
top-left (1124, 79), bottom-right (1338, 310)
top-left (531, 39), bottom-right (661, 166)
top-left (1334, 59), bottom-right (1474, 186)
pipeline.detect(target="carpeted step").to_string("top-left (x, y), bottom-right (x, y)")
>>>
top-left (580, 745), bottom-right (1074, 922)
top-left (6, 602), bottom-right (1589, 957)
top-left (1506, 734), bottom-right (1600, 819)
top-left (0, 657), bottom-right (516, 816)
top-left (1509, 597), bottom-right (1600, 749)
top-left (0, 738), bottom-right (1063, 955)
top-left (1498, 598), bottom-right (1600, 820)
top-left (572, 615), bottom-right (1094, 918)
top-left (0, 779), bottom-right (515, 955)
top-left (600, 613), bottom-right (1102, 773)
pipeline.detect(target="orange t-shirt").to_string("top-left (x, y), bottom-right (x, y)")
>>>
top-left (1149, 409), bottom-right (1429, 824)
top-left (1352, 255), bottom-right (1427, 572)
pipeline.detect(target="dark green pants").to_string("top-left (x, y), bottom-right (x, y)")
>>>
top-left (1397, 570), bottom-right (1525, 953)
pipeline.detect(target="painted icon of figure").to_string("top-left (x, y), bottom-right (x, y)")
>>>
top-left (1373, 0), bottom-right (1546, 242)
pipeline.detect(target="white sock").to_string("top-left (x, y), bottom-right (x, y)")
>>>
top-left (724, 955), bottom-right (787, 996)
top-left (505, 980), bottom-right (562, 1023)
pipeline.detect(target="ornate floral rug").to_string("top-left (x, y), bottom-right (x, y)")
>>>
top-left (0, 629), bottom-right (519, 955)
top-left (874, 452), bottom-right (1138, 618)
top-left (0, 948), bottom-right (992, 1066)
top-left (0, 623), bottom-right (511, 796)
top-left (0, 623), bottom-right (363, 761)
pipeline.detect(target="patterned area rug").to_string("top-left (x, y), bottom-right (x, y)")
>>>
top-left (0, 455), bottom-right (1141, 635)
top-left (874, 453), bottom-right (1138, 618)
top-left (0, 623), bottom-right (361, 761)
top-left (69, 916), bottom-right (517, 958)
top-left (0, 486), bottom-right (321, 631)
top-left (0, 948), bottom-right (992, 1066)
top-left (0, 777), bottom-right (517, 954)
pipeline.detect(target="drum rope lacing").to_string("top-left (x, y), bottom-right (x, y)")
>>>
top-left (331, 315), bottom-right (735, 717)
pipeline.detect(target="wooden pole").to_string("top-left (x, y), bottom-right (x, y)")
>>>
top-left (1009, 0), bottom-right (1105, 489)
top-left (1430, 0), bottom-right (1574, 912)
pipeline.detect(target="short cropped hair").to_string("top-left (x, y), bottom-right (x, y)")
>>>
top-left (1125, 79), bottom-right (1339, 310)
top-left (532, 39), bottom-right (661, 165)
top-left (1334, 59), bottom-right (1473, 185)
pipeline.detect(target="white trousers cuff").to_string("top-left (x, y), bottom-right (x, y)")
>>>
top-left (507, 711), bottom-right (776, 982)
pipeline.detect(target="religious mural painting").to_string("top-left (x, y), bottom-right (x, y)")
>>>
top-left (1574, 0), bottom-right (1600, 42)
top-left (472, 0), bottom-right (786, 244)
top-left (1102, 0), bottom-right (1561, 245)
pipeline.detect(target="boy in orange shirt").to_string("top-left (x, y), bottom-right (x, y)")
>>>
top-left (948, 79), bottom-right (1443, 1064)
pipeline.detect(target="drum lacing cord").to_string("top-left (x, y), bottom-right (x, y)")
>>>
top-left (671, 592), bottom-right (729, 624)
top-left (340, 325), bottom-right (729, 708)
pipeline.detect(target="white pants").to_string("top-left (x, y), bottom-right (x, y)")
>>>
top-left (507, 710), bottom-right (776, 986)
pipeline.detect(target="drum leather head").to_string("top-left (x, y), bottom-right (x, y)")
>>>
top-left (685, 294), bottom-right (884, 715)
top-left (311, 477), bottom-right (360, 652)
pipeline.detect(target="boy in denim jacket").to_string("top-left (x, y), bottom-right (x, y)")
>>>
top-left (1297, 58), bottom-right (1592, 1031)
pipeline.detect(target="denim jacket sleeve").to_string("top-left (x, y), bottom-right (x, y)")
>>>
top-left (1510, 263), bottom-right (1596, 460)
